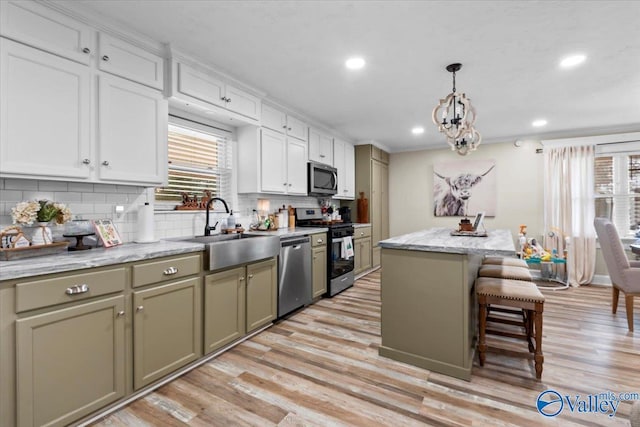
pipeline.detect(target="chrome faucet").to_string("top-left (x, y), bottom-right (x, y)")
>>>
top-left (204, 197), bottom-right (230, 236)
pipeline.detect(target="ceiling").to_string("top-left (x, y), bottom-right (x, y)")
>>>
top-left (53, 0), bottom-right (640, 152)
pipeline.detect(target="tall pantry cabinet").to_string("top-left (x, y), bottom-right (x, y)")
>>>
top-left (352, 144), bottom-right (389, 267)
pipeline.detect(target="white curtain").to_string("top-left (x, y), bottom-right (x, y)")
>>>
top-left (543, 145), bottom-right (596, 286)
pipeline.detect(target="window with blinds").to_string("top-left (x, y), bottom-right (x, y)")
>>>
top-left (155, 124), bottom-right (232, 204)
top-left (594, 150), bottom-right (640, 235)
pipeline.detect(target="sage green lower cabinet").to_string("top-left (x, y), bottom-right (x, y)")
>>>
top-left (204, 267), bottom-right (246, 354)
top-left (15, 295), bottom-right (126, 427)
top-left (355, 236), bottom-right (372, 275)
top-left (246, 258), bottom-right (277, 333)
top-left (312, 245), bottom-right (327, 298)
top-left (132, 277), bottom-right (202, 390)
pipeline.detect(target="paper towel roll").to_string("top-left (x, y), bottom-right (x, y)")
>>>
top-left (135, 203), bottom-right (156, 243)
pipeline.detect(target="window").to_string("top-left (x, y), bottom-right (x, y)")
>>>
top-left (155, 122), bottom-right (232, 205)
top-left (595, 142), bottom-right (640, 236)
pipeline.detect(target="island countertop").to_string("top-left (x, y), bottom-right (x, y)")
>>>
top-left (379, 227), bottom-right (516, 257)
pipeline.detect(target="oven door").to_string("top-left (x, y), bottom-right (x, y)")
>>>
top-left (330, 236), bottom-right (355, 279)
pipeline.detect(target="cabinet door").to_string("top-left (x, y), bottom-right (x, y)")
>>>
top-left (98, 74), bottom-right (168, 185)
top-left (344, 142), bottom-right (356, 199)
top-left (246, 258), bottom-right (277, 332)
top-left (0, 38), bottom-right (91, 180)
top-left (16, 295), bottom-right (125, 427)
top-left (260, 128), bottom-right (287, 193)
top-left (312, 245), bottom-right (327, 298)
top-left (308, 128), bottom-right (333, 165)
top-left (133, 278), bottom-right (201, 390)
top-left (287, 137), bottom-right (308, 195)
top-left (360, 237), bottom-right (372, 271)
top-left (0, 1), bottom-right (94, 64)
top-left (177, 62), bottom-right (226, 108)
top-left (333, 138), bottom-right (346, 198)
top-left (204, 267), bottom-right (246, 354)
top-left (261, 104), bottom-right (286, 133)
top-left (353, 239), bottom-right (362, 275)
top-left (286, 115), bottom-right (307, 141)
top-left (98, 33), bottom-right (164, 90)
top-left (225, 84), bottom-right (260, 120)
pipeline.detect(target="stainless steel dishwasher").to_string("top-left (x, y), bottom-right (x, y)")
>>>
top-left (278, 235), bottom-right (311, 317)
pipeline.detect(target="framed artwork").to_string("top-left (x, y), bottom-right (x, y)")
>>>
top-left (433, 159), bottom-right (497, 217)
top-left (93, 219), bottom-right (122, 247)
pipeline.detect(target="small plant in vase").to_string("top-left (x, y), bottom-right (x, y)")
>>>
top-left (11, 200), bottom-right (72, 245)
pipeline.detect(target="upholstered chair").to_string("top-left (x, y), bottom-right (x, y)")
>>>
top-left (593, 217), bottom-right (640, 331)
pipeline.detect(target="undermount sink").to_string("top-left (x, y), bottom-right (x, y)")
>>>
top-left (180, 233), bottom-right (280, 271)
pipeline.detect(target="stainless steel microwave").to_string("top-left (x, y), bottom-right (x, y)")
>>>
top-left (308, 161), bottom-right (337, 196)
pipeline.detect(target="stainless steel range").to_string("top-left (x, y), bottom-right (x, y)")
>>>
top-left (295, 208), bottom-right (355, 297)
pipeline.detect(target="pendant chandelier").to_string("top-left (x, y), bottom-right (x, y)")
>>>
top-left (431, 63), bottom-right (481, 156)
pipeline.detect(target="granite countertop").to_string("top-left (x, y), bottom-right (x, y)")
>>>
top-left (0, 240), bottom-right (205, 281)
top-left (379, 227), bottom-right (516, 257)
top-left (245, 227), bottom-right (328, 238)
top-left (353, 223), bottom-right (371, 228)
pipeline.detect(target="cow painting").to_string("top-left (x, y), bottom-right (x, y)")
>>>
top-left (433, 160), bottom-right (496, 217)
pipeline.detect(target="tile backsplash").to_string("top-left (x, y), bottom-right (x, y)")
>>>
top-left (0, 178), bottom-right (325, 243)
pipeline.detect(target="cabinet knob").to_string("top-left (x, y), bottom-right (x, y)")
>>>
top-left (82, 47), bottom-right (91, 54)
top-left (221, 96), bottom-right (226, 101)
top-left (226, 97), bottom-right (231, 103)
top-left (82, 158), bottom-right (91, 165)
top-left (344, 189), bottom-right (348, 192)
top-left (163, 266), bottom-right (178, 275)
top-left (283, 183), bottom-right (288, 186)
top-left (116, 311), bottom-right (125, 317)
top-left (102, 160), bottom-right (110, 166)
top-left (317, 239), bottom-right (323, 244)
top-left (288, 127), bottom-right (292, 131)
top-left (282, 125), bottom-right (287, 129)
top-left (65, 284), bottom-right (89, 295)
top-left (136, 305), bottom-right (144, 312)
top-left (320, 154), bottom-right (325, 158)
top-left (313, 256), bottom-right (317, 260)
top-left (288, 183), bottom-right (292, 187)
top-left (360, 232), bottom-right (364, 236)
top-left (248, 274), bottom-right (254, 279)
top-left (102, 55), bottom-right (110, 61)
top-left (239, 277), bottom-right (245, 281)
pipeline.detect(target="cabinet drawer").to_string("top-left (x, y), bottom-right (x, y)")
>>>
top-left (311, 233), bottom-right (327, 247)
top-left (354, 226), bottom-right (372, 239)
top-left (132, 254), bottom-right (200, 288)
top-left (16, 268), bottom-right (126, 313)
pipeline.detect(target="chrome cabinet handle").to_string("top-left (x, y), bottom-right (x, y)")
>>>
top-left (82, 158), bottom-right (90, 165)
top-left (102, 160), bottom-right (109, 166)
top-left (66, 284), bottom-right (89, 295)
top-left (82, 47), bottom-right (91, 54)
top-left (317, 239), bottom-right (323, 244)
top-left (102, 55), bottom-right (109, 61)
top-left (136, 305), bottom-right (144, 312)
top-left (116, 311), bottom-right (125, 317)
top-left (163, 266), bottom-right (178, 275)
top-left (320, 154), bottom-right (325, 158)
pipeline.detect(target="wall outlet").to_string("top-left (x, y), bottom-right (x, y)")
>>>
top-left (114, 205), bottom-right (124, 213)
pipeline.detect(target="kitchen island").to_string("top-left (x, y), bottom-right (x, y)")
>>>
top-left (378, 228), bottom-right (516, 380)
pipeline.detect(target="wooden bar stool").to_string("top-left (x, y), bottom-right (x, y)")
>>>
top-left (476, 277), bottom-right (545, 379)
top-left (482, 256), bottom-right (529, 269)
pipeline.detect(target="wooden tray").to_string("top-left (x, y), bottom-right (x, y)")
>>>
top-left (0, 241), bottom-right (69, 261)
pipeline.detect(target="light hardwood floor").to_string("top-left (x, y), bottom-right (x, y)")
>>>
top-left (92, 271), bottom-right (640, 426)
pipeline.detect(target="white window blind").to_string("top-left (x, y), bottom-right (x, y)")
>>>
top-left (594, 144), bottom-right (640, 235)
top-left (155, 124), bottom-right (232, 204)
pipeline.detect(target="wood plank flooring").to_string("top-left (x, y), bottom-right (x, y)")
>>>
top-left (92, 271), bottom-right (640, 426)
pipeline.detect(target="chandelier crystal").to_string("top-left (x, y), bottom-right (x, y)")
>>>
top-left (431, 63), bottom-right (482, 156)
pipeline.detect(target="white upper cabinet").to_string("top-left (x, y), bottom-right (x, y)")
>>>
top-left (261, 104), bottom-right (307, 141)
top-left (237, 127), bottom-right (308, 195)
top-left (333, 139), bottom-right (355, 200)
top-left (0, 38), bottom-right (92, 180)
top-left (174, 62), bottom-right (260, 121)
top-left (0, 1), bottom-right (94, 65)
top-left (98, 75), bottom-right (168, 184)
top-left (308, 127), bottom-right (334, 166)
top-left (98, 33), bottom-right (164, 90)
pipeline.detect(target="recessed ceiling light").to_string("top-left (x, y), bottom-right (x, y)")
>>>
top-left (560, 54), bottom-right (586, 68)
top-left (411, 126), bottom-right (425, 135)
top-left (345, 57), bottom-right (365, 70)
top-left (532, 119), bottom-right (548, 127)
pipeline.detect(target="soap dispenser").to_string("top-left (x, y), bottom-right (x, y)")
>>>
top-left (227, 210), bottom-right (236, 229)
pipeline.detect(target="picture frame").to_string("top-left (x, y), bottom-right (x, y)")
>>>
top-left (93, 219), bottom-right (122, 247)
top-left (472, 211), bottom-right (485, 231)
